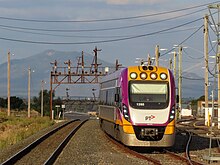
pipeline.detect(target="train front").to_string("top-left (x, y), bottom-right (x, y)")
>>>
top-left (119, 65), bottom-right (176, 147)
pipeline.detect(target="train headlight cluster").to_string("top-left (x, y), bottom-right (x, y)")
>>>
top-left (129, 72), bottom-right (168, 80)
top-left (169, 106), bottom-right (176, 122)
top-left (122, 104), bottom-right (130, 122)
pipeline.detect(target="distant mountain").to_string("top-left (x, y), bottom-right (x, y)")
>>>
top-left (0, 50), bottom-right (114, 98)
top-left (0, 50), bottom-right (205, 99)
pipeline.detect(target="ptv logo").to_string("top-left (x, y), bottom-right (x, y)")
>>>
top-left (145, 115), bottom-right (155, 120)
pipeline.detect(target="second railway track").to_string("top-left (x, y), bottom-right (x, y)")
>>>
top-left (1, 119), bottom-right (87, 165)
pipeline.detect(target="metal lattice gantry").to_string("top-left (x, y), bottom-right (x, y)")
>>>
top-left (49, 46), bottom-right (122, 119)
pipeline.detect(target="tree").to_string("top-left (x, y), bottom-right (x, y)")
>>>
top-left (10, 96), bottom-right (24, 110)
top-left (0, 98), bottom-right (7, 108)
top-left (32, 90), bottom-right (56, 116)
top-left (197, 95), bottom-right (205, 101)
top-left (0, 96), bottom-right (25, 110)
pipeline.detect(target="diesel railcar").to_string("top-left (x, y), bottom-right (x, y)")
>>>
top-left (99, 65), bottom-right (177, 147)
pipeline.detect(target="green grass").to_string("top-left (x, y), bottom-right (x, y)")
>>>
top-left (0, 110), bottom-right (54, 150)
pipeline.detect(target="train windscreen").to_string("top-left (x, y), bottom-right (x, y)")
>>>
top-left (129, 81), bottom-right (169, 109)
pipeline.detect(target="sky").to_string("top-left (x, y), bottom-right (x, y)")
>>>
top-left (0, 0), bottom-right (219, 98)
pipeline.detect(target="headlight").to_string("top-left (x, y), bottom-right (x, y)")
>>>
top-left (123, 104), bottom-right (130, 122)
top-left (150, 73), bottom-right (157, 80)
top-left (169, 106), bottom-right (176, 122)
top-left (130, 72), bottom-right (137, 79)
top-left (160, 73), bottom-right (167, 80)
top-left (140, 72), bottom-right (147, 80)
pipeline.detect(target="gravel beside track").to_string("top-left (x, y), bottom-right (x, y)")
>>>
top-left (1, 119), bottom-right (220, 164)
top-left (55, 119), bottom-right (151, 165)
top-left (14, 120), bottom-right (81, 165)
top-left (0, 120), bottom-right (66, 164)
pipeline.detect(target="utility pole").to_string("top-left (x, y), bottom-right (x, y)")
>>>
top-left (115, 59), bottom-right (122, 71)
top-left (169, 58), bottom-right (172, 70)
top-left (155, 45), bottom-right (159, 67)
top-left (41, 80), bottom-right (45, 117)
top-left (178, 46), bottom-right (183, 119)
top-left (50, 75), bottom-right (53, 120)
top-left (173, 51), bottom-right (177, 79)
top-left (28, 67), bottom-right (31, 118)
top-left (204, 14), bottom-right (209, 126)
top-left (209, 4), bottom-right (220, 129)
top-left (7, 51), bottom-right (10, 116)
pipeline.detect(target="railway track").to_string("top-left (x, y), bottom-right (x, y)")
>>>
top-left (105, 128), bottom-right (205, 165)
top-left (1, 119), bottom-right (87, 165)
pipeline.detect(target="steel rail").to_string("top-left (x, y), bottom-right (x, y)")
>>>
top-left (44, 119), bottom-right (88, 165)
top-left (105, 134), bottom-right (162, 165)
top-left (1, 119), bottom-right (80, 165)
top-left (185, 132), bottom-right (193, 165)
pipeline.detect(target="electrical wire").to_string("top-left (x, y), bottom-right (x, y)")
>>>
top-left (0, 17), bottom-right (203, 44)
top-left (208, 22), bottom-right (217, 54)
top-left (0, 26), bottom-right (202, 39)
top-left (0, 8), bottom-right (206, 33)
top-left (160, 24), bottom-right (204, 57)
top-left (0, 1), bottom-right (218, 22)
top-left (182, 76), bottom-right (204, 80)
top-left (182, 49), bottom-right (204, 59)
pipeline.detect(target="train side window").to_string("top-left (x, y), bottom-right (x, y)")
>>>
top-left (115, 87), bottom-right (120, 102)
top-left (115, 94), bottom-right (119, 102)
top-left (176, 95), bottom-right (179, 103)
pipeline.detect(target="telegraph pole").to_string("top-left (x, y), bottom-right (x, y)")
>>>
top-left (28, 67), bottom-right (31, 118)
top-left (209, 4), bottom-right (220, 129)
top-left (169, 58), bottom-right (172, 70)
top-left (155, 45), bottom-right (159, 67)
top-left (7, 51), bottom-right (10, 116)
top-left (173, 51), bottom-right (177, 79)
top-left (41, 80), bottom-right (45, 117)
top-left (115, 59), bottom-right (122, 71)
top-left (204, 14), bottom-right (209, 126)
top-left (178, 46), bottom-right (182, 119)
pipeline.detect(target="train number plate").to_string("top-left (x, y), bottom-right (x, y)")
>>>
top-left (142, 128), bottom-right (157, 136)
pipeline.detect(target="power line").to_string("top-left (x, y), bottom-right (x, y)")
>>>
top-left (182, 49), bottom-right (204, 59)
top-left (0, 17), bottom-right (202, 45)
top-left (0, 8), bottom-right (206, 33)
top-left (160, 24), bottom-right (204, 57)
top-left (182, 76), bottom-right (204, 80)
top-left (0, 1), bottom-right (218, 23)
top-left (0, 26), bottom-right (202, 39)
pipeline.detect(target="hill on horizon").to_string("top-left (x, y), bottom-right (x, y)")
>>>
top-left (0, 49), bottom-right (205, 99)
top-left (0, 49), bottom-right (114, 98)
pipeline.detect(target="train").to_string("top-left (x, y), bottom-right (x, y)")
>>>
top-left (98, 65), bottom-right (177, 147)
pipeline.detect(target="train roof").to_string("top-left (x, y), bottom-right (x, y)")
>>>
top-left (100, 68), bottom-right (126, 83)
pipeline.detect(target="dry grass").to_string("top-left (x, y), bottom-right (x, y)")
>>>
top-left (0, 110), bottom-right (54, 150)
